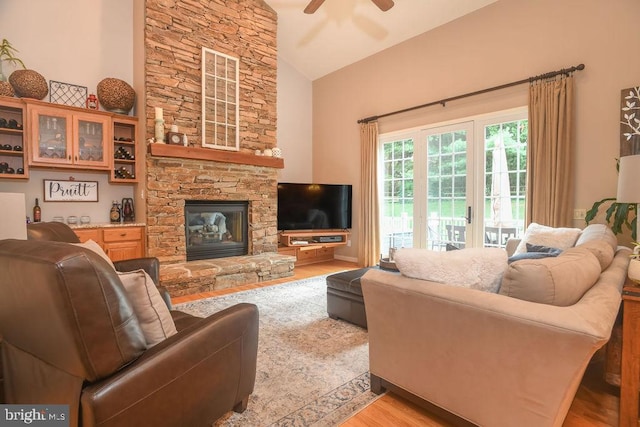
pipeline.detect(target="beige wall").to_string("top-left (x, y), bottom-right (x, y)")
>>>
top-left (313, 0), bottom-right (640, 260)
top-left (0, 0), bottom-right (133, 88)
top-left (0, 0), bottom-right (135, 222)
top-left (277, 58), bottom-right (313, 183)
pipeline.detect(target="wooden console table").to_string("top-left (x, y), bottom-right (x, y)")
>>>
top-left (278, 231), bottom-right (349, 266)
top-left (620, 279), bottom-right (640, 427)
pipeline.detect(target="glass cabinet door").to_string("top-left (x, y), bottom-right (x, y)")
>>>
top-left (73, 113), bottom-right (111, 169)
top-left (29, 106), bottom-right (111, 170)
top-left (31, 108), bottom-right (73, 165)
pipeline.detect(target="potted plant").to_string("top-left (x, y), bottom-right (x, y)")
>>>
top-left (585, 197), bottom-right (637, 240)
top-left (0, 39), bottom-right (26, 81)
top-left (585, 159), bottom-right (637, 241)
top-left (629, 241), bottom-right (640, 283)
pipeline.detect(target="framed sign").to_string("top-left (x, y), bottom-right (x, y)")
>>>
top-left (43, 180), bottom-right (99, 202)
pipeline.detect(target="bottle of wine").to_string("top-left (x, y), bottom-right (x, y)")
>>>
top-left (33, 198), bottom-right (41, 223)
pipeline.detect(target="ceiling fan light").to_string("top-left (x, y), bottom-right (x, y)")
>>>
top-left (304, 0), bottom-right (325, 14)
top-left (373, 0), bottom-right (395, 12)
top-left (304, 0), bottom-right (394, 14)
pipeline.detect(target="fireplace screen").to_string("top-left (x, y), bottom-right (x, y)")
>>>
top-left (185, 200), bottom-right (248, 261)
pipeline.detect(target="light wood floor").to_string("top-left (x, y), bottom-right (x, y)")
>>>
top-left (173, 261), bottom-right (620, 426)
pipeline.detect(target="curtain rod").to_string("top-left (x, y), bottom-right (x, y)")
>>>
top-left (357, 63), bottom-right (585, 124)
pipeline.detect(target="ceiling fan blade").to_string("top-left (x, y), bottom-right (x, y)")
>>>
top-left (372, 0), bottom-right (394, 12)
top-left (304, 0), bottom-right (325, 14)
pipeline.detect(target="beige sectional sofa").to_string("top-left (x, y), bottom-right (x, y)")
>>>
top-left (361, 224), bottom-right (630, 427)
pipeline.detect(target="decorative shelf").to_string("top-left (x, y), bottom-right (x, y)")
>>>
top-left (149, 143), bottom-right (284, 169)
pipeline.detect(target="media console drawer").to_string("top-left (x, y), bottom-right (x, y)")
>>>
top-left (103, 227), bottom-right (143, 242)
top-left (277, 244), bottom-right (336, 266)
top-left (296, 246), bottom-right (335, 265)
top-left (297, 247), bottom-right (319, 261)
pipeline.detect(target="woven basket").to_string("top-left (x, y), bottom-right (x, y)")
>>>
top-left (9, 69), bottom-right (48, 100)
top-left (97, 78), bottom-right (135, 114)
top-left (0, 81), bottom-right (14, 97)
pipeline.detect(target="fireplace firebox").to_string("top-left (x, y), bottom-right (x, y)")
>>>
top-left (185, 200), bottom-right (248, 261)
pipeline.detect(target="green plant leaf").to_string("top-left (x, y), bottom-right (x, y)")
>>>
top-left (613, 202), bottom-right (631, 235)
top-left (585, 198), bottom-right (615, 223)
top-left (605, 202), bottom-right (617, 226)
top-left (0, 39), bottom-right (26, 69)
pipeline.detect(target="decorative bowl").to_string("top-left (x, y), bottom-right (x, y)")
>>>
top-left (67, 216), bottom-right (78, 225)
top-left (9, 69), bottom-right (48, 100)
top-left (97, 78), bottom-right (135, 114)
top-left (0, 81), bottom-right (14, 97)
top-left (80, 216), bottom-right (91, 225)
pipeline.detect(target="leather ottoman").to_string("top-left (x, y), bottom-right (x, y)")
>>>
top-left (326, 268), bottom-right (372, 329)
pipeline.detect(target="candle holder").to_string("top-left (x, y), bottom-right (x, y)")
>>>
top-left (154, 119), bottom-right (165, 143)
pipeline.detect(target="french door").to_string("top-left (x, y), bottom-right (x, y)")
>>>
top-left (422, 122), bottom-right (474, 251)
top-left (379, 108), bottom-right (527, 256)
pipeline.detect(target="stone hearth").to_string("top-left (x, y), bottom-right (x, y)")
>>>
top-left (160, 253), bottom-right (294, 297)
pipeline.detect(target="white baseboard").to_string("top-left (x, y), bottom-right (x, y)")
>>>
top-left (334, 254), bottom-right (357, 263)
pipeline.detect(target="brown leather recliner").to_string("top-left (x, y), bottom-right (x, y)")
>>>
top-left (0, 239), bottom-right (259, 427)
top-left (26, 221), bottom-right (171, 308)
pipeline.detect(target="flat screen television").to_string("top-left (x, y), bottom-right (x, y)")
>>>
top-left (277, 183), bottom-right (352, 231)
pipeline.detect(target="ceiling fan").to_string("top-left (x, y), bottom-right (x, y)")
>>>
top-left (304, 0), bottom-right (395, 14)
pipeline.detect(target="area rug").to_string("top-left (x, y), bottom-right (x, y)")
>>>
top-left (175, 274), bottom-right (379, 427)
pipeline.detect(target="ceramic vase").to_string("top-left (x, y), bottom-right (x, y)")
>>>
top-left (272, 147), bottom-right (282, 158)
top-left (629, 259), bottom-right (640, 284)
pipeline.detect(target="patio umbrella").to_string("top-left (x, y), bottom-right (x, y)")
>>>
top-left (490, 139), bottom-right (513, 227)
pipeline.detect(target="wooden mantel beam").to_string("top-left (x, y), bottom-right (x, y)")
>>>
top-left (148, 143), bottom-right (284, 169)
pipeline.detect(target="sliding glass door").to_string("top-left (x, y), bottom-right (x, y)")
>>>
top-left (480, 118), bottom-right (528, 248)
top-left (380, 137), bottom-right (414, 256)
top-left (423, 122), bottom-right (474, 250)
top-left (379, 108), bottom-right (528, 256)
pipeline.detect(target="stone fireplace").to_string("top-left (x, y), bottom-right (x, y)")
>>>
top-left (143, 0), bottom-right (293, 297)
top-left (145, 152), bottom-right (294, 297)
top-left (185, 200), bottom-right (248, 261)
top-left (146, 155), bottom-right (280, 263)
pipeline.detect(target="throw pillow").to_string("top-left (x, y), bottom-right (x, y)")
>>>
top-left (575, 224), bottom-right (618, 254)
top-left (526, 243), bottom-right (563, 255)
top-left (507, 252), bottom-right (558, 264)
top-left (118, 269), bottom-right (178, 348)
top-left (394, 247), bottom-right (507, 293)
top-left (578, 239), bottom-right (615, 271)
top-left (499, 246), bottom-right (601, 306)
top-left (507, 243), bottom-right (562, 264)
top-left (513, 222), bottom-right (581, 255)
top-left (72, 239), bottom-right (116, 270)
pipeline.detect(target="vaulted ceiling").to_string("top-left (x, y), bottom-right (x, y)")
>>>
top-left (264, 0), bottom-right (498, 80)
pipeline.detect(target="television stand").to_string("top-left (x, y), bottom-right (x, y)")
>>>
top-left (278, 230), bottom-right (350, 266)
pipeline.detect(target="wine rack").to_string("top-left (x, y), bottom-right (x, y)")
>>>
top-left (0, 97), bottom-right (28, 179)
top-left (111, 116), bottom-right (138, 183)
